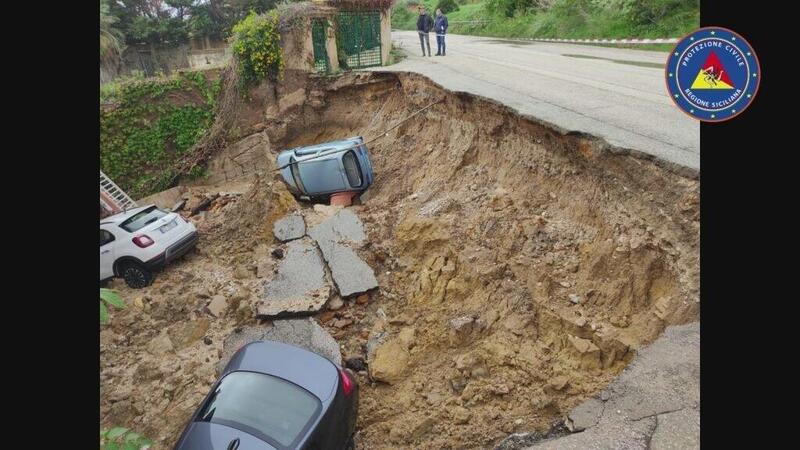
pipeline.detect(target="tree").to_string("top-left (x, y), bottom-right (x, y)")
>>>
top-left (100, 0), bottom-right (126, 63)
top-left (435, 0), bottom-right (459, 14)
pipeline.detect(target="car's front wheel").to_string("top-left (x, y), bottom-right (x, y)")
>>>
top-left (121, 262), bottom-right (153, 289)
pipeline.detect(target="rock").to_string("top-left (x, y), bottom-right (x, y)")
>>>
top-left (471, 366), bottom-right (489, 378)
top-left (332, 318), bottom-right (353, 329)
top-left (327, 296), bottom-right (344, 311)
top-left (217, 318), bottom-right (341, 374)
top-left (559, 281), bottom-right (571, 288)
top-left (453, 406), bottom-right (472, 424)
top-left (345, 357), bottom-right (367, 372)
top-left (449, 316), bottom-right (476, 346)
top-left (207, 295), bottom-right (228, 317)
top-left (355, 293), bottom-right (369, 305)
top-left (203, 336), bottom-right (213, 345)
top-left (258, 239), bottom-right (331, 318)
top-left (369, 334), bottom-right (411, 384)
top-left (271, 248), bottom-right (284, 259)
top-left (455, 353), bottom-right (482, 371)
top-left (424, 392), bottom-right (442, 406)
top-left (567, 335), bottom-right (601, 369)
top-left (491, 384), bottom-right (510, 395)
top-left (569, 294), bottom-right (581, 304)
top-left (545, 375), bottom-right (570, 393)
top-left (411, 417), bottom-right (435, 439)
top-left (147, 331), bottom-right (174, 356)
top-left (233, 265), bottom-right (251, 280)
top-left (450, 316), bottom-right (475, 333)
top-left (308, 209), bottom-right (378, 297)
top-left (611, 315), bottom-right (631, 328)
top-left (256, 259), bottom-right (275, 278)
top-left (168, 318), bottom-right (211, 350)
top-left (273, 215), bottom-right (306, 242)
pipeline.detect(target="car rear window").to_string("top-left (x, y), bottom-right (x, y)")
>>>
top-left (342, 150), bottom-right (362, 187)
top-left (119, 206), bottom-right (167, 232)
top-left (197, 371), bottom-right (321, 448)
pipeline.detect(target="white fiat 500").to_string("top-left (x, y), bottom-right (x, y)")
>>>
top-left (100, 205), bottom-right (198, 288)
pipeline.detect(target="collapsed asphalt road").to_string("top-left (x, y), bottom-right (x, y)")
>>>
top-left (376, 32), bottom-right (699, 174)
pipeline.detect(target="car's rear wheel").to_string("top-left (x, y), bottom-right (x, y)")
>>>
top-left (121, 262), bottom-right (153, 289)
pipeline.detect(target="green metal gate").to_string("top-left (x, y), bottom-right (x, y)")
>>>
top-left (311, 19), bottom-right (329, 73)
top-left (337, 11), bottom-right (382, 69)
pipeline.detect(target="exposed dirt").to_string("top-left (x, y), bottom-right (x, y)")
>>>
top-left (99, 71), bottom-right (699, 449)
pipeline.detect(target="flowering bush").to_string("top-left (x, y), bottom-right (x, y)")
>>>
top-left (231, 11), bottom-right (284, 85)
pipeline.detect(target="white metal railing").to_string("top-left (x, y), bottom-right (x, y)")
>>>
top-left (100, 170), bottom-right (137, 212)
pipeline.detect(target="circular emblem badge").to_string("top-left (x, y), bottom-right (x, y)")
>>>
top-left (666, 27), bottom-right (760, 122)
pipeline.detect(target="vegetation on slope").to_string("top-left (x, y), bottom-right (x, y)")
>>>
top-left (392, 0), bottom-right (698, 41)
top-left (100, 71), bottom-right (222, 199)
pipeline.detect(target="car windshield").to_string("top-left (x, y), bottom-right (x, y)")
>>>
top-left (197, 371), bottom-right (321, 447)
top-left (119, 206), bottom-right (167, 232)
top-left (342, 150), bottom-right (362, 187)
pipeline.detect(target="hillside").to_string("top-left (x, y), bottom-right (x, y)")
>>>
top-left (392, 0), bottom-right (699, 41)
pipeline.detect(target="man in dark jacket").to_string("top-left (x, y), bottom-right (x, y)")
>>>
top-left (434, 8), bottom-right (449, 56)
top-left (417, 6), bottom-right (434, 57)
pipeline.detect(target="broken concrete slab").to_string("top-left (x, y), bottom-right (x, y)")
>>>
top-left (308, 209), bottom-right (378, 297)
top-left (217, 318), bottom-right (342, 375)
top-left (321, 243), bottom-right (378, 297)
top-left (309, 208), bottom-right (367, 246)
top-left (649, 407), bottom-right (700, 450)
top-left (273, 214), bottom-right (306, 242)
top-left (257, 238), bottom-right (331, 318)
top-left (566, 397), bottom-right (604, 431)
top-left (524, 322), bottom-right (700, 450)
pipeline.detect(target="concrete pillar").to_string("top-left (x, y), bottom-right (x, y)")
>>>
top-left (380, 8), bottom-right (392, 65)
top-left (326, 19), bottom-right (340, 73)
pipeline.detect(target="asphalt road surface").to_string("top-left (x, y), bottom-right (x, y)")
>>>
top-left (374, 31), bottom-right (700, 172)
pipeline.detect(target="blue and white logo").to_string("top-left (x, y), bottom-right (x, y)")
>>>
top-left (666, 27), bottom-right (760, 122)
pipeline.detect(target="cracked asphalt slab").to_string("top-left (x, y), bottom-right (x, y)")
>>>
top-left (373, 32), bottom-right (700, 172)
top-left (524, 322), bottom-right (700, 449)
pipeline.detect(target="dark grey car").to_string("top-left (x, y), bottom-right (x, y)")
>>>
top-left (174, 341), bottom-right (358, 450)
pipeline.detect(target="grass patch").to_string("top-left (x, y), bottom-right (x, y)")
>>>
top-left (392, 0), bottom-right (698, 47)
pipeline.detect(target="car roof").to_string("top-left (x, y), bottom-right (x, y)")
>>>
top-left (99, 204), bottom-right (155, 225)
top-left (222, 341), bottom-right (339, 402)
top-left (289, 136), bottom-right (362, 154)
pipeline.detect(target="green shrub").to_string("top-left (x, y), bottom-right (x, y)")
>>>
top-left (99, 71), bottom-right (220, 199)
top-left (436, 0), bottom-right (460, 14)
top-left (231, 11), bottom-right (283, 85)
top-left (100, 426), bottom-right (153, 450)
top-left (100, 289), bottom-right (124, 325)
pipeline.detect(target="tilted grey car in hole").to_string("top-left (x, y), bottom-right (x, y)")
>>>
top-left (174, 341), bottom-right (359, 450)
top-left (277, 136), bottom-right (374, 201)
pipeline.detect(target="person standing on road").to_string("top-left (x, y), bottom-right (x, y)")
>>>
top-left (434, 8), bottom-right (448, 56)
top-left (417, 5), bottom-right (434, 57)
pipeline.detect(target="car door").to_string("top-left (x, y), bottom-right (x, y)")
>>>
top-left (100, 229), bottom-right (116, 280)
